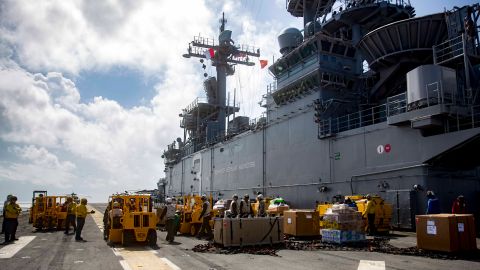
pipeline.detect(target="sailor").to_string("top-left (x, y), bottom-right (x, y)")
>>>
top-left (256, 194), bottom-right (266, 217)
top-left (452, 195), bottom-right (467, 214)
top-left (75, 198), bottom-right (95, 242)
top-left (426, 190), bottom-right (440, 214)
top-left (196, 195), bottom-right (213, 240)
top-left (103, 203), bottom-right (111, 239)
top-left (64, 197), bottom-right (77, 235)
top-left (362, 194), bottom-right (376, 236)
top-left (160, 197), bottom-right (176, 243)
top-left (226, 194), bottom-right (239, 218)
top-left (239, 194), bottom-right (253, 218)
top-left (1, 194), bottom-right (12, 234)
top-left (109, 201), bottom-right (124, 229)
top-left (2, 196), bottom-right (21, 244)
top-left (128, 198), bottom-right (136, 212)
top-left (37, 194), bottom-right (45, 211)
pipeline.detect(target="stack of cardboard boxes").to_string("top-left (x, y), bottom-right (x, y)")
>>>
top-left (321, 204), bottom-right (366, 243)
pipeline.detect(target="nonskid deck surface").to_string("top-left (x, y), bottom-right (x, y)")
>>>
top-left (1, 203), bottom-right (480, 270)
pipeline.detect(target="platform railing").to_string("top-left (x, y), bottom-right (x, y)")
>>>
top-left (318, 91), bottom-right (473, 138)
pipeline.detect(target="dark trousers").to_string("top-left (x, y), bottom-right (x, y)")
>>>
top-left (75, 217), bottom-right (85, 240)
top-left (65, 214), bottom-right (76, 234)
top-left (197, 216), bottom-right (212, 239)
top-left (1, 210), bottom-right (6, 233)
top-left (165, 218), bottom-right (175, 242)
top-left (4, 218), bottom-right (17, 242)
top-left (367, 213), bottom-right (376, 235)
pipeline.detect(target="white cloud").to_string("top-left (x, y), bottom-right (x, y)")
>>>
top-left (10, 145), bottom-right (76, 171)
top-left (0, 146), bottom-right (76, 187)
top-left (0, 0), bottom-right (214, 74)
top-left (0, 0), bottom-right (301, 201)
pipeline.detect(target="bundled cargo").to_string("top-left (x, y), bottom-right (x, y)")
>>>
top-left (267, 197), bottom-right (290, 216)
top-left (321, 204), bottom-right (365, 243)
top-left (320, 229), bottom-right (366, 243)
top-left (214, 217), bottom-right (284, 247)
top-left (416, 214), bottom-right (477, 252)
top-left (284, 209), bottom-right (320, 237)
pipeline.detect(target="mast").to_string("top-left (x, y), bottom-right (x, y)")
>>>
top-left (183, 13), bottom-right (260, 137)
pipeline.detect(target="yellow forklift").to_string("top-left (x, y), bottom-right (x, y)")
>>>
top-left (105, 194), bottom-right (157, 246)
top-left (29, 191), bottom-right (68, 230)
top-left (177, 194), bottom-right (216, 236)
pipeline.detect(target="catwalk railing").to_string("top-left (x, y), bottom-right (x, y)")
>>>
top-left (318, 92), bottom-right (480, 138)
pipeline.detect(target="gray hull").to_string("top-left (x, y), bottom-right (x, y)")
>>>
top-left (165, 96), bottom-right (480, 229)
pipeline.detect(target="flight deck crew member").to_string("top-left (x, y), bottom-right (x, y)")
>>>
top-left (160, 197), bottom-right (176, 243)
top-left (426, 191), bottom-right (440, 214)
top-left (226, 194), bottom-right (239, 218)
top-left (1, 194), bottom-right (12, 234)
top-left (363, 194), bottom-right (376, 236)
top-left (256, 194), bottom-right (266, 217)
top-left (2, 196), bottom-right (21, 244)
top-left (239, 194), bottom-right (253, 218)
top-left (75, 198), bottom-right (95, 241)
top-left (65, 197), bottom-right (77, 235)
top-left (196, 195), bottom-right (213, 240)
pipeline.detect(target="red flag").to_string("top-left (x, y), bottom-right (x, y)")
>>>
top-left (259, 59), bottom-right (268, 69)
top-left (205, 48), bottom-right (214, 59)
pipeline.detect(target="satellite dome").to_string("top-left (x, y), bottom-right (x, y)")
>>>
top-left (278, 27), bottom-right (303, 55)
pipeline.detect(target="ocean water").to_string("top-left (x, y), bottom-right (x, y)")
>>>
top-left (0, 202), bottom-right (31, 213)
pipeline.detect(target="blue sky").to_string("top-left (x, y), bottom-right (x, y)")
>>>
top-left (0, 0), bottom-right (478, 202)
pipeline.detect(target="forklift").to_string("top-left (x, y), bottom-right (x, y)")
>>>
top-left (105, 194), bottom-right (157, 246)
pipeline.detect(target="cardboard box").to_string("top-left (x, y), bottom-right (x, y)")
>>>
top-left (214, 217), bottom-right (284, 247)
top-left (416, 214), bottom-right (477, 252)
top-left (267, 205), bottom-right (290, 216)
top-left (284, 210), bottom-right (319, 236)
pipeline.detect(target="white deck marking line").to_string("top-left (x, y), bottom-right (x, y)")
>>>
top-left (161, 257), bottom-right (181, 270)
top-left (120, 260), bottom-right (133, 270)
top-left (0, 236), bottom-right (36, 259)
top-left (88, 205), bottom-right (105, 232)
top-left (357, 260), bottom-right (385, 270)
top-left (88, 205), bottom-right (181, 270)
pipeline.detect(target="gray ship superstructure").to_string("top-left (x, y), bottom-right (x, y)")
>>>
top-left (162, 0), bottom-right (480, 229)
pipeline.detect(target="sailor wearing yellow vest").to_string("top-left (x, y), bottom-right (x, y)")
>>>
top-left (362, 194), bottom-right (377, 236)
top-left (75, 198), bottom-right (95, 242)
top-left (64, 197), bottom-right (77, 235)
top-left (2, 196), bottom-right (21, 244)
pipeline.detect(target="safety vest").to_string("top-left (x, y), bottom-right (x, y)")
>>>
top-left (5, 203), bottom-right (21, 218)
top-left (240, 200), bottom-right (251, 214)
top-left (67, 202), bottom-right (77, 214)
top-left (230, 200), bottom-right (239, 214)
top-left (76, 204), bottom-right (87, 218)
top-left (165, 204), bottom-right (176, 219)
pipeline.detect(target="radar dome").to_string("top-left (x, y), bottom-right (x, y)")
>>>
top-left (278, 27), bottom-right (303, 55)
